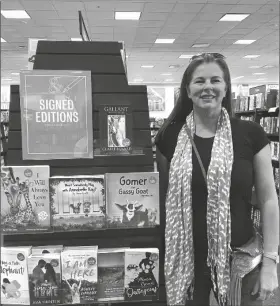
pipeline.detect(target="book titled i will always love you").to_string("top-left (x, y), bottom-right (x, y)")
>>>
top-left (20, 70), bottom-right (93, 160)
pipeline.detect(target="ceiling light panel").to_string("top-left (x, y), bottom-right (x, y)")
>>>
top-left (115, 12), bottom-right (141, 20)
top-left (243, 55), bottom-right (260, 58)
top-left (71, 38), bottom-right (83, 41)
top-left (192, 43), bottom-right (210, 48)
top-left (155, 39), bottom-right (175, 44)
top-left (219, 14), bottom-right (249, 22)
top-left (1, 38), bottom-right (7, 43)
top-left (1, 10), bottom-right (30, 19)
top-left (234, 40), bottom-right (256, 44)
top-left (179, 54), bottom-right (194, 58)
top-left (141, 65), bottom-right (154, 68)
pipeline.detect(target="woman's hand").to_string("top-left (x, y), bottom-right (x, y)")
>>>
top-left (251, 259), bottom-right (278, 301)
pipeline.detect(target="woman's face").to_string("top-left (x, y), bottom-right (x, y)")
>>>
top-left (118, 117), bottom-right (125, 130)
top-left (186, 62), bottom-right (227, 112)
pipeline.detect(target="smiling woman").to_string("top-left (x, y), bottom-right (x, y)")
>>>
top-left (155, 53), bottom-right (279, 306)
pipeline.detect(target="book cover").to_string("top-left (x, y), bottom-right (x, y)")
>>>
top-left (124, 248), bottom-right (159, 301)
top-left (28, 253), bottom-right (62, 305)
top-left (20, 70), bottom-right (93, 160)
top-left (1, 166), bottom-right (51, 233)
top-left (1, 247), bottom-right (31, 305)
top-left (97, 248), bottom-right (126, 302)
top-left (95, 105), bottom-right (134, 156)
top-left (61, 246), bottom-right (98, 304)
top-left (106, 172), bottom-right (159, 228)
top-left (50, 175), bottom-right (106, 231)
top-left (32, 245), bottom-right (63, 255)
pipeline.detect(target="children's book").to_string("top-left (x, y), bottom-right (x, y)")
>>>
top-left (61, 246), bottom-right (98, 304)
top-left (49, 175), bottom-right (105, 231)
top-left (28, 253), bottom-right (62, 305)
top-left (20, 70), bottom-right (93, 160)
top-left (1, 247), bottom-right (31, 305)
top-left (106, 172), bottom-right (159, 228)
top-left (124, 248), bottom-right (159, 301)
top-left (32, 245), bottom-right (63, 255)
top-left (97, 248), bottom-right (126, 302)
top-left (1, 166), bottom-right (51, 233)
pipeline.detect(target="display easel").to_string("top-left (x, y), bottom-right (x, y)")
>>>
top-left (3, 41), bottom-right (165, 305)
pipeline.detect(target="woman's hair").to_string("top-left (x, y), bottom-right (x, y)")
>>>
top-left (155, 53), bottom-right (232, 144)
top-left (44, 263), bottom-right (57, 285)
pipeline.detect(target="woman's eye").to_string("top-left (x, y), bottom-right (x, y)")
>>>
top-left (213, 79), bottom-right (220, 82)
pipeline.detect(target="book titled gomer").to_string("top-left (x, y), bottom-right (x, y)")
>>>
top-left (20, 70), bottom-right (93, 160)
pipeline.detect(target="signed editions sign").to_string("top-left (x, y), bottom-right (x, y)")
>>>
top-left (20, 70), bottom-right (93, 160)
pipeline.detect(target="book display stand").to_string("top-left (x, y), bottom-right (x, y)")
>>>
top-left (3, 41), bottom-right (165, 305)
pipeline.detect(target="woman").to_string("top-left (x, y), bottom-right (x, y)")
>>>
top-left (44, 263), bottom-right (57, 286)
top-left (63, 277), bottom-right (82, 304)
top-left (155, 53), bottom-right (279, 306)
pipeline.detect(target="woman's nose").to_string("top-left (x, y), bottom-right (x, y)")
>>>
top-left (203, 80), bottom-right (213, 90)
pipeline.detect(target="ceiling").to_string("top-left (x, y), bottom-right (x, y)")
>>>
top-left (1, 0), bottom-right (279, 86)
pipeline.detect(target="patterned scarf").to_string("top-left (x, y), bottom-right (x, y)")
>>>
top-left (164, 108), bottom-right (234, 306)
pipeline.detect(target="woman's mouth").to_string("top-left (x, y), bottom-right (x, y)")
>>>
top-left (201, 95), bottom-right (215, 99)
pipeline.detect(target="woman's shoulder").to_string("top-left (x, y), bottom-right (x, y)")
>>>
top-left (230, 117), bottom-right (266, 135)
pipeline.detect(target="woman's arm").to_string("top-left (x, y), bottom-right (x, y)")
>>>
top-left (253, 144), bottom-right (279, 300)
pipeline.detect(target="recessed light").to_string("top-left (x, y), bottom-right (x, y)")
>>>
top-left (234, 40), bottom-right (256, 45)
top-left (253, 72), bottom-right (266, 75)
top-left (161, 73), bottom-right (172, 76)
top-left (219, 14), bottom-right (249, 22)
top-left (262, 65), bottom-right (274, 69)
top-left (243, 55), bottom-right (260, 58)
top-left (249, 66), bottom-right (261, 68)
top-left (115, 12), bottom-right (141, 20)
top-left (71, 38), bottom-right (83, 41)
top-left (155, 38), bottom-right (175, 44)
top-left (232, 76), bottom-right (244, 80)
top-left (192, 43), bottom-right (210, 48)
top-left (164, 79), bottom-right (174, 82)
top-left (141, 65), bottom-right (154, 68)
top-left (257, 78), bottom-right (267, 81)
top-left (1, 10), bottom-right (30, 19)
top-left (11, 73), bottom-right (19, 75)
top-left (169, 65), bottom-right (180, 69)
top-left (179, 54), bottom-right (194, 59)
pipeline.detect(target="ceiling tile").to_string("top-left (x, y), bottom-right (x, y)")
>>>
top-left (1, 0), bottom-right (24, 9)
top-left (207, 0), bottom-right (239, 3)
top-left (90, 27), bottom-right (114, 34)
top-left (226, 28), bottom-right (254, 35)
top-left (201, 4), bottom-right (236, 13)
top-left (84, 1), bottom-right (116, 11)
top-left (115, 2), bottom-right (145, 11)
top-left (52, 1), bottom-right (85, 11)
top-left (229, 5), bottom-right (262, 13)
top-left (86, 11), bottom-right (114, 20)
top-left (22, 0), bottom-right (55, 10)
top-left (28, 10), bottom-right (59, 20)
top-left (237, 0), bottom-right (271, 4)
top-left (172, 3), bottom-right (205, 12)
top-left (140, 12), bottom-right (169, 21)
top-left (256, 4), bottom-right (279, 14)
top-left (139, 20), bottom-right (166, 28)
top-left (195, 13), bottom-right (225, 21)
top-left (143, 3), bottom-right (175, 13)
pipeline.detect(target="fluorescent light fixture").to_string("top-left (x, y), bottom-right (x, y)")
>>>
top-left (249, 66), bottom-right (261, 68)
top-left (243, 55), bottom-right (260, 58)
top-left (133, 78), bottom-right (143, 82)
top-left (263, 65), bottom-right (274, 69)
top-left (115, 12), bottom-right (141, 20)
top-left (219, 14), bottom-right (249, 22)
top-left (234, 40), bottom-right (256, 45)
top-left (1, 38), bottom-right (7, 43)
top-left (192, 43), bottom-right (210, 48)
top-left (161, 73), bottom-right (172, 76)
top-left (1, 10), bottom-right (30, 19)
top-left (164, 79), bottom-right (174, 82)
top-left (169, 65), bottom-right (180, 69)
top-left (257, 78), bottom-right (267, 81)
top-left (253, 72), bottom-right (266, 75)
top-left (2, 78), bottom-right (12, 81)
top-left (141, 65), bottom-right (154, 68)
top-left (155, 38), bottom-right (175, 44)
top-left (232, 76), bottom-right (244, 80)
top-left (179, 54), bottom-right (194, 59)
top-left (11, 73), bottom-right (19, 75)
top-left (71, 38), bottom-right (83, 41)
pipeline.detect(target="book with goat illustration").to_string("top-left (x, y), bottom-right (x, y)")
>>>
top-left (106, 172), bottom-right (159, 228)
top-left (61, 246), bottom-right (98, 304)
top-left (20, 70), bottom-right (93, 160)
top-left (97, 248), bottom-right (126, 302)
top-left (1, 247), bottom-right (31, 305)
top-left (0, 165), bottom-right (51, 233)
top-left (50, 175), bottom-right (106, 231)
top-left (124, 248), bottom-right (159, 301)
top-left (28, 253), bottom-right (62, 305)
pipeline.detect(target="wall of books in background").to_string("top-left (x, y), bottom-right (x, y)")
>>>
top-left (234, 84), bottom-right (279, 195)
top-left (1, 85), bottom-right (10, 167)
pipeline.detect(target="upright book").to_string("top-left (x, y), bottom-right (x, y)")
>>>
top-left (1, 247), bottom-right (31, 305)
top-left (20, 70), bottom-right (93, 160)
top-left (1, 165), bottom-right (51, 233)
top-left (106, 172), bottom-right (160, 228)
top-left (124, 248), bottom-right (159, 301)
top-left (61, 246), bottom-right (98, 304)
top-left (97, 248), bottom-right (126, 302)
top-left (50, 175), bottom-right (106, 231)
top-left (28, 253), bottom-right (62, 305)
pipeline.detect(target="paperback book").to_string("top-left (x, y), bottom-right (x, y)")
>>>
top-left (106, 172), bottom-right (159, 228)
top-left (61, 246), bottom-right (98, 304)
top-left (124, 248), bottom-right (159, 301)
top-left (28, 253), bottom-right (62, 305)
top-left (50, 175), bottom-right (106, 231)
top-left (1, 165), bottom-right (51, 233)
top-left (97, 248), bottom-right (126, 302)
top-left (1, 247), bottom-right (31, 305)
top-left (20, 70), bottom-right (93, 160)
top-left (96, 105), bottom-right (133, 156)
